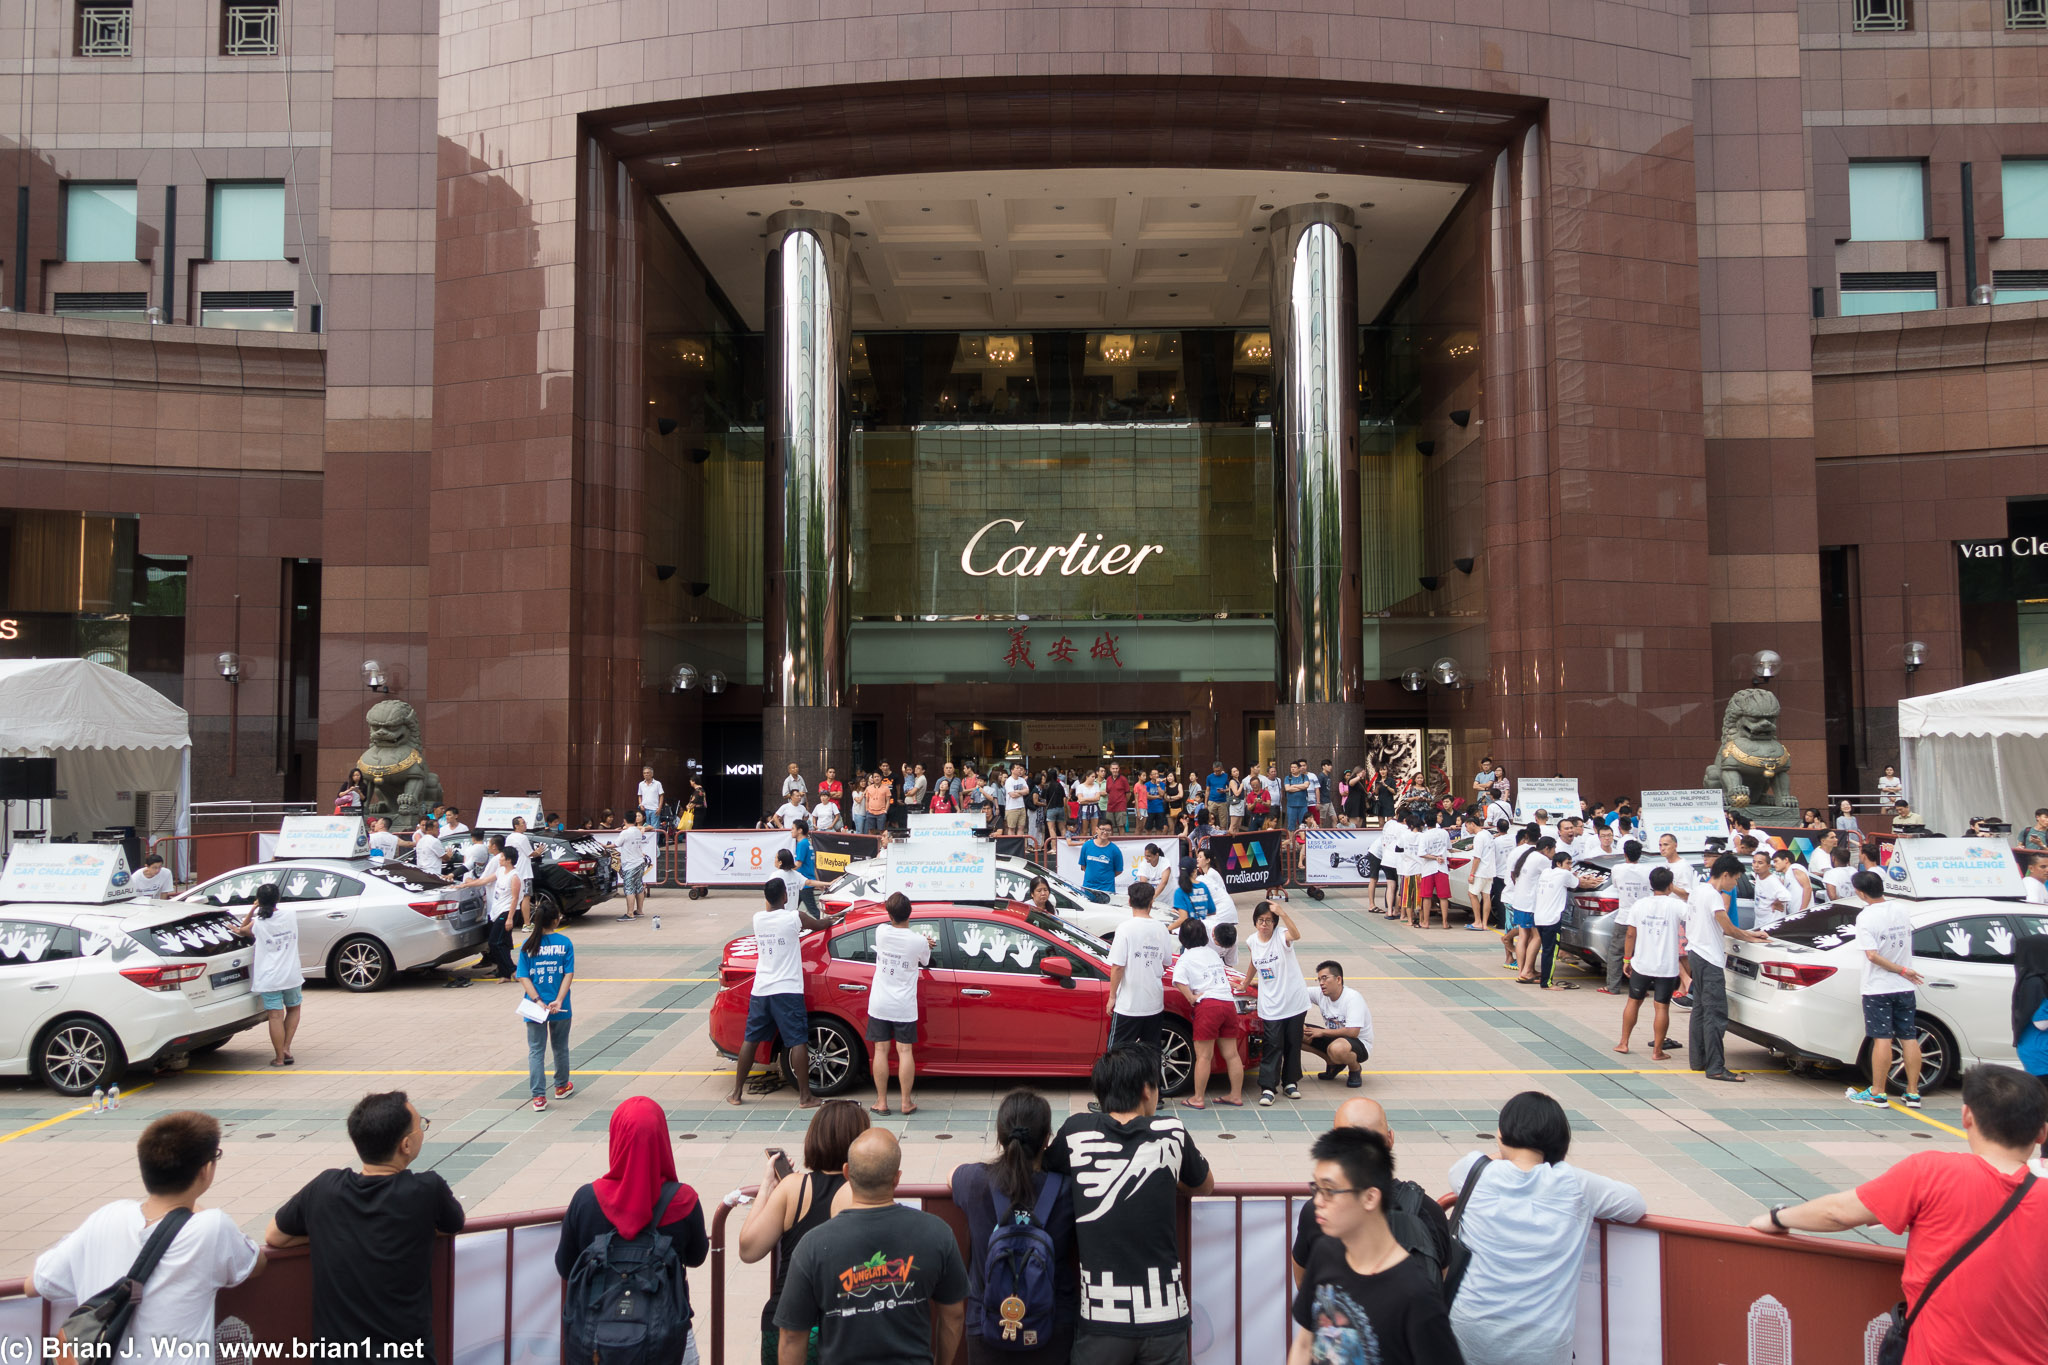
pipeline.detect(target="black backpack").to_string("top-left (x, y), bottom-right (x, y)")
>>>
top-left (563, 1183), bottom-right (692, 1365)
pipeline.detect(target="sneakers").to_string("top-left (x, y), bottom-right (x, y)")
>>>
top-left (554, 1081), bottom-right (575, 1100)
top-left (1258, 1090), bottom-right (1275, 1107)
top-left (1345, 1070), bottom-right (1363, 1088)
top-left (1283, 1083), bottom-right (1302, 1100)
top-left (1904, 1092), bottom-right (1923, 1110)
top-left (1846, 1087), bottom-right (1889, 1109)
top-left (532, 1096), bottom-right (548, 1112)
top-left (1319, 1062), bottom-right (1342, 1081)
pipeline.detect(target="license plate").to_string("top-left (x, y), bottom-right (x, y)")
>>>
top-left (1727, 957), bottom-right (1758, 979)
top-left (209, 966), bottom-right (249, 988)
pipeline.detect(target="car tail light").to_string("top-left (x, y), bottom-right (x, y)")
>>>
top-left (555, 859), bottom-right (586, 873)
top-left (410, 899), bottom-right (460, 918)
top-left (1593, 897), bottom-right (1619, 913)
top-left (1761, 961), bottom-right (1837, 989)
top-left (121, 962), bottom-right (207, 992)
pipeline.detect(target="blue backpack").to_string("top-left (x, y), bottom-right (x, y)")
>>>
top-left (977, 1175), bottom-right (1064, 1351)
top-left (562, 1182), bottom-right (691, 1365)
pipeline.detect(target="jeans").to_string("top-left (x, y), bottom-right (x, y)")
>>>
top-left (1284, 800), bottom-right (1308, 831)
top-left (484, 914), bottom-right (517, 978)
top-left (857, 811), bottom-right (885, 834)
top-left (1258, 1012), bottom-right (1305, 1093)
top-left (526, 1014), bottom-right (571, 1096)
top-left (1688, 953), bottom-right (1729, 1075)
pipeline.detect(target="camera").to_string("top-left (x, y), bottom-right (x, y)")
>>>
top-left (1968, 816), bottom-right (2011, 834)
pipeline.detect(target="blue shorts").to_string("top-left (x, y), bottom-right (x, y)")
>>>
top-left (260, 987), bottom-right (303, 1010)
top-left (745, 991), bottom-right (808, 1048)
top-left (1863, 992), bottom-right (1917, 1040)
top-left (1508, 909), bottom-right (1535, 930)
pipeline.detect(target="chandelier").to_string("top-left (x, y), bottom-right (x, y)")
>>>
top-left (1100, 334), bottom-right (1134, 363)
top-left (985, 335), bottom-right (1019, 364)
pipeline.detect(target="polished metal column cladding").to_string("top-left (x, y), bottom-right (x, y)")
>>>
top-left (762, 209), bottom-right (852, 709)
top-left (1268, 203), bottom-right (1364, 707)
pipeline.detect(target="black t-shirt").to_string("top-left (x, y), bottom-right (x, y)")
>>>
top-left (273, 1167), bottom-right (466, 1359)
top-left (1041, 1111), bottom-right (1210, 1337)
top-left (1292, 1180), bottom-right (1452, 1282)
top-left (552, 1184), bottom-right (708, 1328)
top-left (1292, 1240), bottom-right (1466, 1365)
top-left (773, 1202), bottom-right (969, 1365)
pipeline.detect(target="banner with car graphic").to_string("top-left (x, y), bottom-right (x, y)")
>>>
top-left (1302, 829), bottom-right (1381, 885)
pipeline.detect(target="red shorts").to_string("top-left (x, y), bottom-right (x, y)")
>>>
top-left (1193, 998), bottom-right (1242, 1041)
top-left (1419, 872), bottom-right (1451, 899)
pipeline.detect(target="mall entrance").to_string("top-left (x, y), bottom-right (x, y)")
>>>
top-left (938, 716), bottom-right (1184, 776)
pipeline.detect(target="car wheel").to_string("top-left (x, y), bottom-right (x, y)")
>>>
top-left (37, 1017), bottom-right (125, 1096)
top-left (330, 935), bottom-right (394, 992)
top-left (1158, 1016), bottom-right (1197, 1097)
top-left (1890, 1017), bottom-right (1957, 1092)
top-left (536, 887), bottom-right (572, 920)
top-left (783, 1015), bottom-right (867, 1098)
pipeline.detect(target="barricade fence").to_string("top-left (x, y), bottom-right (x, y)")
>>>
top-left (0, 1185), bottom-right (1906, 1365)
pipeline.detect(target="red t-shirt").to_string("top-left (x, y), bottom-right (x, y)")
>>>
top-left (1106, 776), bottom-right (1130, 811)
top-left (1856, 1152), bottom-right (2048, 1365)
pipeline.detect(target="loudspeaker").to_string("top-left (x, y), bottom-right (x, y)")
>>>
top-left (0, 757), bottom-right (57, 801)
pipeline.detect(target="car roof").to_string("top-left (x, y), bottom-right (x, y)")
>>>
top-left (4, 897), bottom-right (233, 929)
top-left (837, 898), bottom-right (1036, 929)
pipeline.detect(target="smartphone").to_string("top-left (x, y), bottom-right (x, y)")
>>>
top-left (767, 1147), bottom-right (793, 1180)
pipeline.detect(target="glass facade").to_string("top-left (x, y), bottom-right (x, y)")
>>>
top-left (1847, 162), bottom-right (1926, 241)
top-left (64, 182), bottom-right (137, 261)
top-left (0, 511), bottom-right (187, 703)
top-left (2004, 159), bottom-right (2048, 238)
top-left (210, 182), bottom-right (286, 260)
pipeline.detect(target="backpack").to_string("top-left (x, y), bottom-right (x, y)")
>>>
top-left (58, 1207), bottom-right (192, 1355)
top-left (1383, 1183), bottom-right (1468, 1297)
top-left (976, 1175), bottom-right (1064, 1351)
top-left (562, 1182), bottom-right (692, 1365)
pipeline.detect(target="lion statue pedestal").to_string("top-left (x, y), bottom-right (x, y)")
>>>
top-left (358, 699), bottom-right (445, 820)
top-left (1704, 687), bottom-right (1797, 824)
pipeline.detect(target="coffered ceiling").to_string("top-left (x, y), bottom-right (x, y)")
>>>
top-left (658, 168), bottom-right (1465, 332)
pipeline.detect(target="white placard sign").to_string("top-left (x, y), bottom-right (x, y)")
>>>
top-left (1513, 778), bottom-right (1580, 824)
top-left (886, 838), bottom-right (998, 900)
top-left (273, 815), bottom-right (370, 861)
top-left (1302, 829), bottom-right (1382, 884)
top-left (684, 830), bottom-right (794, 886)
top-left (908, 812), bottom-right (985, 837)
top-left (475, 797), bottom-right (543, 831)
top-left (1888, 838), bottom-right (2025, 899)
top-left (1055, 835), bottom-right (1176, 892)
top-left (1637, 790), bottom-right (1730, 853)
top-left (0, 842), bottom-right (135, 904)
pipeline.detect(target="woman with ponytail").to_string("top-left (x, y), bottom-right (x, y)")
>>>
top-left (947, 1089), bottom-right (1077, 1363)
top-left (238, 881), bottom-right (304, 1066)
top-left (515, 899), bottom-right (575, 1111)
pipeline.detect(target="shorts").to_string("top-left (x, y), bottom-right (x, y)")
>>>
top-left (1307, 1037), bottom-right (1369, 1064)
top-left (1005, 808), bottom-right (1027, 831)
top-left (865, 1017), bottom-right (917, 1044)
top-left (1079, 803), bottom-right (1100, 821)
top-left (1508, 909), bottom-right (1534, 930)
top-left (623, 862), bottom-right (645, 895)
top-left (1419, 872), bottom-right (1450, 899)
top-left (260, 987), bottom-right (303, 1010)
top-left (744, 991), bottom-right (808, 1048)
top-left (1863, 991), bottom-right (1917, 1040)
top-left (1192, 998), bottom-right (1241, 1041)
top-left (1627, 972), bottom-right (1678, 1004)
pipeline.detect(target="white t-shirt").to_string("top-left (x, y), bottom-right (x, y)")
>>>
top-left (33, 1203), bottom-right (261, 1354)
top-left (638, 779), bottom-right (664, 810)
top-left (1132, 856), bottom-right (1170, 893)
top-left (1506, 846), bottom-right (1547, 911)
top-left (1620, 894), bottom-right (1686, 979)
top-left (775, 868), bottom-right (809, 907)
top-left (464, 839), bottom-right (491, 876)
top-left (1417, 827), bottom-right (1450, 870)
top-left (250, 908), bottom-right (304, 993)
top-left (1171, 943), bottom-right (1234, 1005)
top-left (1197, 868), bottom-right (1236, 926)
top-left (506, 833), bottom-right (535, 886)
top-left (1248, 928), bottom-right (1311, 1020)
top-left (1658, 857), bottom-right (1697, 893)
top-left (2025, 877), bottom-right (2048, 906)
top-left (1386, 828), bottom-right (1411, 877)
top-left (412, 832), bottom-right (445, 875)
top-left (773, 801), bottom-right (808, 827)
top-left (1822, 865), bottom-right (1856, 901)
top-left (487, 864), bottom-right (521, 920)
top-left (782, 774), bottom-right (807, 797)
top-left (1570, 832), bottom-right (1605, 862)
top-left (751, 907), bottom-right (805, 997)
top-left (1004, 776), bottom-right (1029, 810)
top-left (442, 819), bottom-right (468, 837)
top-left (1607, 861), bottom-right (1652, 912)
top-left (1106, 916), bottom-right (1173, 1016)
top-left (368, 830), bottom-right (400, 858)
top-left (1469, 829), bottom-right (1495, 881)
top-left (1314, 986), bottom-right (1373, 1052)
top-left (1532, 866), bottom-right (1577, 927)
top-left (615, 824), bottom-right (645, 868)
top-left (1807, 847), bottom-right (1833, 880)
top-left (131, 867), bottom-right (175, 897)
top-left (1853, 900), bottom-right (1918, 995)
top-left (809, 800), bottom-right (841, 831)
top-left (1684, 882), bottom-right (1731, 968)
top-left (1751, 873), bottom-right (1794, 930)
top-left (868, 923), bottom-right (930, 1022)
top-left (1075, 780), bottom-right (1102, 805)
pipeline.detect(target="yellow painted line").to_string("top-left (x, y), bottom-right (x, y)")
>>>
top-left (0, 1081), bottom-right (157, 1145)
top-left (185, 1066), bottom-right (1781, 1079)
top-left (187, 1068), bottom-right (732, 1077)
top-left (1886, 1101), bottom-right (1965, 1137)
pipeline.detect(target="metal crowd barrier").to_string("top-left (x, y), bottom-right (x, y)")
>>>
top-left (0, 1185), bottom-right (1909, 1365)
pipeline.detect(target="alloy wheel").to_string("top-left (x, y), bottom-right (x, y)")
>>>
top-left (42, 1023), bottom-right (114, 1095)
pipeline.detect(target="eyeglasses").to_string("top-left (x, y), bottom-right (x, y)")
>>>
top-left (211, 1148), bottom-right (224, 1163)
top-left (1308, 1182), bottom-right (1358, 1203)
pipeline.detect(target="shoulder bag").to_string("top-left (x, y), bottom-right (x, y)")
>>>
top-left (58, 1207), bottom-right (194, 1356)
top-left (1439, 1155), bottom-right (1490, 1303)
top-left (1875, 1171), bottom-right (2035, 1365)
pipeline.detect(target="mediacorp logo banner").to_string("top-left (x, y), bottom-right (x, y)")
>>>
top-left (1215, 830), bottom-right (1283, 891)
top-left (684, 830), bottom-right (794, 886)
top-left (1302, 829), bottom-right (1380, 884)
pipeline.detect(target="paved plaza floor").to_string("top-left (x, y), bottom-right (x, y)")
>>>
top-left (1, 884), bottom-right (1960, 1356)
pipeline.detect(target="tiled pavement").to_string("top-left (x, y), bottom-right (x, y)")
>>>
top-left (1, 884), bottom-right (1965, 1356)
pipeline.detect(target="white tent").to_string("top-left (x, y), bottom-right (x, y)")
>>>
top-left (0, 657), bottom-right (191, 856)
top-left (1898, 667), bottom-right (2048, 838)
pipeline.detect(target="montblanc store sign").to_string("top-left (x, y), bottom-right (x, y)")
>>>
top-left (959, 519), bottom-right (1166, 578)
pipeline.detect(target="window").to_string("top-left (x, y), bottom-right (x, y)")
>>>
top-left (1839, 272), bottom-right (1939, 316)
top-left (945, 918), bottom-right (1053, 975)
top-left (221, 0), bottom-right (279, 55)
top-left (275, 869), bottom-right (363, 902)
top-left (2002, 161), bottom-right (2048, 240)
top-left (210, 182), bottom-right (285, 260)
top-left (64, 182), bottom-right (136, 262)
top-left (2010, 0), bottom-right (2048, 29)
top-left (830, 927), bottom-right (876, 963)
top-left (52, 291), bottom-right (149, 322)
top-left (0, 921), bottom-right (78, 966)
top-left (1911, 915), bottom-right (2020, 963)
top-left (1993, 270), bottom-right (2048, 305)
top-left (201, 289), bottom-right (296, 331)
top-left (1849, 162), bottom-right (1926, 240)
top-left (1854, 0), bottom-right (1910, 30)
top-left (75, 0), bottom-right (132, 56)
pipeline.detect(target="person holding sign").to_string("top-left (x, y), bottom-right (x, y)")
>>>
top-left (866, 893), bottom-right (930, 1117)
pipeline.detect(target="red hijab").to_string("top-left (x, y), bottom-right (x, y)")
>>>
top-left (591, 1096), bottom-right (699, 1239)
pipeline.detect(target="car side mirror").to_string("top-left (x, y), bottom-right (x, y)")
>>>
top-left (1040, 955), bottom-right (1074, 980)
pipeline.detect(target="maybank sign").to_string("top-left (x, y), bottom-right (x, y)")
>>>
top-left (960, 519), bottom-right (1166, 578)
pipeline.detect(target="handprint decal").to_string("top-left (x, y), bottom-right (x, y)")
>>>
top-left (1941, 923), bottom-right (1972, 959)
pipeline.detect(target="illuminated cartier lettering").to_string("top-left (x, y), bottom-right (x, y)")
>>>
top-left (960, 520), bottom-right (1163, 579)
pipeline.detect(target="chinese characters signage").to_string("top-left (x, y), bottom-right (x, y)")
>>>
top-left (1003, 626), bottom-right (1125, 670)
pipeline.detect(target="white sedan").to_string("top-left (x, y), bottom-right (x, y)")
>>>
top-left (1726, 898), bottom-right (2047, 1091)
top-left (823, 855), bottom-right (1131, 940)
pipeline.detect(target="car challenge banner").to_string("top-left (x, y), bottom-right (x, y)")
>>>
top-left (1638, 789), bottom-right (1730, 853)
top-left (886, 838), bottom-right (998, 900)
top-left (272, 815), bottom-right (370, 861)
top-left (908, 811), bottom-right (986, 835)
top-left (1214, 831), bottom-right (1283, 893)
top-left (1301, 829), bottom-right (1380, 885)
top-left (0, 841), bottom-right (134, 903)
top-left (475, 796), bottom-right (543, 830)
top-left (683, 830), bottom-right (794, 886)
top-left (813, 831), bottom-right (881, 879)
top-left (1889, 837), bottom-right (2025, 898)
top-left (1054, 835), bottom-right (1181, 891)
top-left (1513, 778), bottom-right (1580, 824)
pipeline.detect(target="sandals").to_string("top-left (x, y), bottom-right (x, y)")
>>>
top-left (869, 1105), bottom-right (892, 1116)
top-left (1214, 1097), bottom-right (1245, 1107)
top-left (901, 1102), bottom-right (920, 1115)
top-left (1181, 1099), bottom-right (1207, 1109)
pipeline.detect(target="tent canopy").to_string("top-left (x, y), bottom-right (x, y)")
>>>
top-left (1898, 667), bottom-right (2048, 836)
top-left (1899, 667), bottom-right (2048, 740)
top-left (0, 657), bottom-right (191, 756)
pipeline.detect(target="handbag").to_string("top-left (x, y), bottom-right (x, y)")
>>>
top-left (1875, 1171), bottom-right (2035, 1365)
top-left (1440, 1155), bottom-right (1490, 1303)
top-left (58, 1207), bottom-right (193, 1356)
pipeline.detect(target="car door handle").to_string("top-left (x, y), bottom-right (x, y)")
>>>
top-left (327, 911), bottom-right (347, 919)
top-left (961, 988), bottom-right (991, 998)
top-left (837, 983), bottom-right (868, 993)
top-left (1926, 980), bottom-right (1958, 989)
top-left (30, 981), bottom-right (59, 992)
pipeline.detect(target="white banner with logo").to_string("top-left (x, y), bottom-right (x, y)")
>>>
top-left (0, 842), bottom-right (133, 903)
top-left (684, 830), bottom-right (794, 886)
top-left (1302, 829), bottom-right (1381, 884)
top-left (1890, 837), bottom-right (2024, 898)
top-left (273, 815), bottom-right (369, 861)
top-left (475, 797), bottom-right (543, 831)
top-left (908, 811), bottom-right (986, 837)
top-left (1514, 778), bottom-right (1580, 824)
top-left (1054, 835), bottom-right (1178, 892)
top-left (886, 838), bottom-right (998, 900)
top-left (1638, 790), bottom-right (1730, 853)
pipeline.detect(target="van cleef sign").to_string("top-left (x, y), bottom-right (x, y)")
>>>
top-left (960, 519), bottom-right (1166, 578)
top-left (1958, 536), bottom-right (2048, 559)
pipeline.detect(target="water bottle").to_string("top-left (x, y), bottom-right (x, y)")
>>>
top-left (91, 1088), bottom-right (105, 1114)
top-left (107, 1085), bottom-right (121, 1110)
top-left (652, 914), bottom-right (661, 930)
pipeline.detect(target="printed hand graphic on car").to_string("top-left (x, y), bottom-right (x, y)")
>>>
top-left (1942, 924), bottom-right (1973, 958)
top-left (1988, 924), bottom-right (2015, 958)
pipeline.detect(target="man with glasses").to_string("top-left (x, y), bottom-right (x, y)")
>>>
top-left (28, 1111), bottom-right (264, 1357)
top-left (266, 1092), bottom-right (465, 1360)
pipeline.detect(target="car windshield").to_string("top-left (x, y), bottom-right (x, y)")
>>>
top-left (1026, 908), bottom-right (1109, 959)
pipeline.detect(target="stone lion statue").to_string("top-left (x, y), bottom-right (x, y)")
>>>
top-left (357, 699), bottom-right (445, 819)
top-left (1704, 687), bottom-right (1792, 809)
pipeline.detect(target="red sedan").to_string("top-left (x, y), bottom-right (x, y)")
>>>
top-left (709, 900), bottom-right (1256, 1097)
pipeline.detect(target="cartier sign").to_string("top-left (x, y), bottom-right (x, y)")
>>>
top-left (960, 519), bottom-right (1166, 578)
